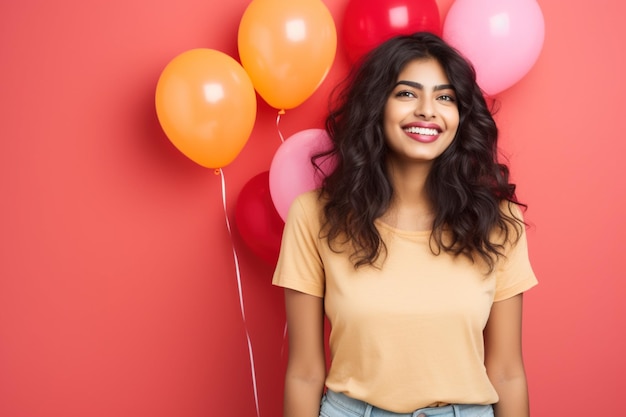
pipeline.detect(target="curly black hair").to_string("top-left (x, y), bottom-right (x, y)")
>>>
top-left (312, 32), bottom-right (524, 272)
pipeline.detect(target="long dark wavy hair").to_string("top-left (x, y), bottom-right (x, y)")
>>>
top-left (312, 32), bottom-right (524, 272)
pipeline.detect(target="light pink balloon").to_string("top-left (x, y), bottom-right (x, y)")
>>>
top-left (442, 0), bottom-right (545, 95)
top-left (269, 129), bottom-right (336, 221)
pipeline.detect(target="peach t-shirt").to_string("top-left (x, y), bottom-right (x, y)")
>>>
top-left (273, 191), bottom-right (537, 413)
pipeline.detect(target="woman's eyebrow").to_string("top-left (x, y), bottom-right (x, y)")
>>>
top-left (395, 80), bottom-right (455, 91)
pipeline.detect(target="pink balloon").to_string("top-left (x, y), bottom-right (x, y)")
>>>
top-left (269, 129), bottom-right (336, 221)
top-left (443, 0), bottom-right (544, 95)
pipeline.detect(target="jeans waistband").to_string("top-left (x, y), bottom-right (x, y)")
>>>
top-left (324, 389), bottom-right (493, 417)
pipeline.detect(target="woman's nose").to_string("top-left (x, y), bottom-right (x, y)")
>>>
top-left (415, 99), bottom-right (435, 119)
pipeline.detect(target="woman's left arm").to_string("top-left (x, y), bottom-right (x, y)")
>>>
top-left (484, 293), bottom-right (530, 417)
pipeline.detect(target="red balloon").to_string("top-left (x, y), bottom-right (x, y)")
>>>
top-left (235, 171), bottom-right (285, 266)
top-left (342, 0), bottom-right (441, 63)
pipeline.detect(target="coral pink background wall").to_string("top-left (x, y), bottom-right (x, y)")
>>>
top-left (1, 0), bottom-right (624, 416)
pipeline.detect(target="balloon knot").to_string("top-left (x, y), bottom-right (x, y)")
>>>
top-left (214, 169), bottom-right (221, 176)
top-left (278, 109), bottom-right (286, 115)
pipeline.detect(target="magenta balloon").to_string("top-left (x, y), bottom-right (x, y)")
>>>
top-left (269, 129), bottom-right (336, 221)
top-left (443, 0), bottom-right (545, 95)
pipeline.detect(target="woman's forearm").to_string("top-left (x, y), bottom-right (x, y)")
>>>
top-left (492, 373), bottom-right (530, 417)
top-left (281, 289), bottom-right (326, 417)
top-left (283, 374), bottom-right (325, 417)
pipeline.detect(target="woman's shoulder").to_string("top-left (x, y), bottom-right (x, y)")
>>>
top-left (499, 200), bottom-right (527, 235)
top-left (292, 189), bottom-right (326, 210)
top-left (286, 189), bottom-right (327, 224)
top-left (491, 199), bottom-right (527, 247)
top-left (499, 199), bottom-right (525, 218)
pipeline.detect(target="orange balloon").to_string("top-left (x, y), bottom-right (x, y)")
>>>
top-left (155, 49), bottom-right (257, 169)
top-left (238, 0), bottom-right (337, 111)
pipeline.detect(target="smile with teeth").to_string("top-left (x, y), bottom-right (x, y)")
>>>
top-left (404, 126), bottom-right (439, 136)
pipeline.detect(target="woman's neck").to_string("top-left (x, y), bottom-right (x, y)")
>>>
top-left (381, 160), bottom-right (435, 231)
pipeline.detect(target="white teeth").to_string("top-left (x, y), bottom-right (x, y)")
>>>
top-left (405, 126), bottom-right (439, 135)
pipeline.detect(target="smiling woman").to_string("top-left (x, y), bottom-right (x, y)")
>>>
top-left (272, 32), bottom-right (537, 417)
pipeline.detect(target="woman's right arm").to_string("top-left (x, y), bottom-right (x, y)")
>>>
top-left (283, 288), bottom-right (327, 417)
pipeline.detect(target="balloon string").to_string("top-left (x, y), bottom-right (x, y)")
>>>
top-left (280, 320), bottom-right (288, 358)
top-left (218, 168), bottom-right (261, 417)
top-left (276, 111), bottom-right (285, 143)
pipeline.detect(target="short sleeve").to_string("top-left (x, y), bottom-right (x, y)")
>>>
top-left (272, 192), bottom-right (325, 298)
top-left (493, 205), bottom-right (538, 302)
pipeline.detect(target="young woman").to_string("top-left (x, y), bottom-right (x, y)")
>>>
top-left (273, 32), bottom-right (537, 417)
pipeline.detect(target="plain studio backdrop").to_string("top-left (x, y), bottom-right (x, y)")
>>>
top-left (1, 0), bottom-right (624, 416)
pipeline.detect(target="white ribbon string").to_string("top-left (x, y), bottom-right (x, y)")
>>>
top-left (275, 111), bottom-right (285, 143)
top-left (218, 168), bottom-right (261, 417)
top-left (280, 321), bottom-right (288, 358)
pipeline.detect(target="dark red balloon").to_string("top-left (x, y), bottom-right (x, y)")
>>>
top-left (341, 0), bottom-right (441, 63)
top-left (235, 171), bottom-right (285, 266)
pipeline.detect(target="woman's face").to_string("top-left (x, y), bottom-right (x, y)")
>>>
top-left (383, 58), bottom-right (460, 167)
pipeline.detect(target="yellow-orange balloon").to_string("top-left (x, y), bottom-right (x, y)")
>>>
top-left (155, 49), bottom-right (257, 169)
top-left (238, 0), bottom-right (337, 111)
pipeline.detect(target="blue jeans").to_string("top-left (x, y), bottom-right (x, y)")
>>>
top-left (319, 390), bottom-right (494, 417)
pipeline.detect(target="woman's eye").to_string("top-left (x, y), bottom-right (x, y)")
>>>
top-left (395, 90), bottom-right (416, 98)
top-left (438, 94), bottom-right (456, 102)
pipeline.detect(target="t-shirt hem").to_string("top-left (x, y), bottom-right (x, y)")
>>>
top-left (272, 278), bottom-right (324, 298)
top-left (493, 276), bottom-right (538, 302)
